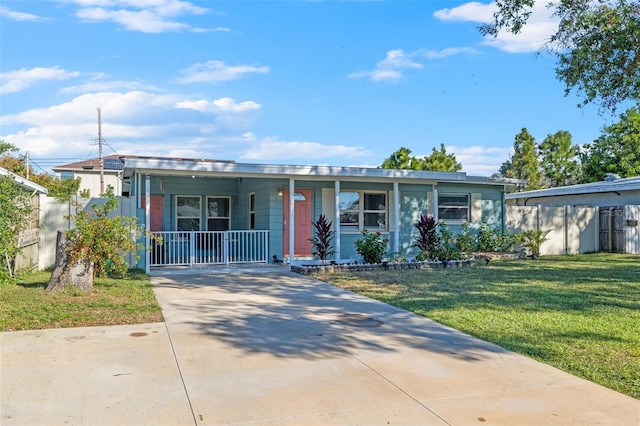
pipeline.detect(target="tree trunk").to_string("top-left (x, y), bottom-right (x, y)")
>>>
top-left (46, 231), bottom-right (94, 293)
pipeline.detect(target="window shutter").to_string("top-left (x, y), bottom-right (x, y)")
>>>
top-left (388, 190), bottom-right (396, 232)
top-left (427, 192), bottom-right (434, 216)
top-left (471, 193), bottom-right (482, 223)
top-left (322, 188), bottom-right (335, 224)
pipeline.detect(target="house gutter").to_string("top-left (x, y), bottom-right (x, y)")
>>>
top-left (123, 159), bottom-right (520, 187)
top-left (0, 166), bottom-right (48, 194)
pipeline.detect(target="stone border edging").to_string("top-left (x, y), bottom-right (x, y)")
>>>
top-left (291, 258), bottom-right (477, 275)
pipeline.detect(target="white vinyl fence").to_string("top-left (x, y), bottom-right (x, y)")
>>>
top-left (38, 195), bottom-right (136, 270)
top-left (506, 204), bottom-right (640, 255)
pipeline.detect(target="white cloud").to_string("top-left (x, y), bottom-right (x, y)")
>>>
top-left (0, 91), bottom-right (263, 162)
top-left (418, 47), bottom-right (481, 59)
top-left (0, 67), bottom-right (81, 94)
top-left (434, 1), bottom-right (558, 53)
top-left (176, 61), bottom-right (269, 84)
top-left (60, 73), bottom-right (159, 93)
top-left (349, 49), bottom-right (422, 83)
top-left (433, 1), bottom-right (494, 23)
top-left (67, 0), bottom-right (215, 33)
top-left (175, 97), bottom-right (261, 113)
top-left (349, 47), bottom-right (479, 83)
top-left (242, 138), bottom-right (373, 162)
top-left (0, 6), bottom-right (48, 21)
top-left (449, 145), bottom-right (511, 176)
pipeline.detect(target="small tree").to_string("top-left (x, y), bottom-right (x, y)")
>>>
top-left (500, 128), bottom-right (545, 191)
top-left (0, 176), bottom-right (34, 284)
top-left (46, 187), bottom-right (154, 292)
top-left (539, 130), bottom-right (580, 187)
top-left (417, 143), bottom-right (462, 172)
top-left (309, 213), bottom-right (335, 263)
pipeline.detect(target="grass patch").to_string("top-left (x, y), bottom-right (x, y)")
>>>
top-left (314, 253), bottom-right (640, 399)
top-left (0, 269), bottom-right (163, 331)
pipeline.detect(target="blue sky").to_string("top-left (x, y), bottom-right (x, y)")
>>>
top-left (0, 0), bottom-right (618, 176)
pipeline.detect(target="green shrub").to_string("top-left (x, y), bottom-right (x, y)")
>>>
top-left (476, 223), bottom-right (521, 252)
top-left (454, 222), bottom-right (474, 258)
top-left (355, 230), bottom-right (388, 264)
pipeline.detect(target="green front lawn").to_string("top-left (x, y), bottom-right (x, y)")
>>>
top-left (0, 269), bottom-right (163, 331)
top-left (314, 253), bottom-right (640, 399)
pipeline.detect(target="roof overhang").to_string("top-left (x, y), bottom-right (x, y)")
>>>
top-left (123, 158), bottom-right (518, 187)
top-left (0, 167), bottom-right (49, 194)
top-left (506, 177), bottom-right (640, 200)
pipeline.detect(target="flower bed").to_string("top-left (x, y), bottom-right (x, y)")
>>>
top-left (291, 258), bottom-right (477, 275)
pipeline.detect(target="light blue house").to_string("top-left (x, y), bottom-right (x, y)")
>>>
top-left (121, 157), bottom-right (514, 272)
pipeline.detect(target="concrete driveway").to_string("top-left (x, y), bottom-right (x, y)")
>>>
top-left (2, 267), bottom-right (639, 425)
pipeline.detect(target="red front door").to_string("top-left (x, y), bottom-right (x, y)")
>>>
top-left (141, 195), bottom-right (163, 231)
top-left (283, 189), bottom-right (312, 257)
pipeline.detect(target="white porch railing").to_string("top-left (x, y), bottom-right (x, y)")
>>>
top-left (150, 230), bottom-right (269, 266)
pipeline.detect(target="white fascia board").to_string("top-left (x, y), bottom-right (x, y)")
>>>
top-left (123, 158), bottom-right (509, 187)
top-left (0, 166), bottom-right (49, 194)
top-left (505, 177), bottom-right (640, 199)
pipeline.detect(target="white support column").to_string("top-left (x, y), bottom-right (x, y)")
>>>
top-left (501, 188), bottom-right (506, 234)
top-left (288, 178), bottom-right (295, 268)
top-left (145, 174), bottom-right (151, 274)
top-left (393, 181), bottom-right (400, 255)
top-left (433, 184), bottom-right (439, 223)
top-left (334, 180), bottom-right (341, 263)
top-left (136, 173), bottom-right (141, 207)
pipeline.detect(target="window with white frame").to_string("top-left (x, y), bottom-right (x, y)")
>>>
top-left (176, 196), bottom-right (201, 231)
top-left (207, 196), bottom-right (230, 231)
top-left (438, 193), bottom-right (469, 221)
top-left (339, 191), bottom-right (387, 231)
top-left (249, 193), bottom-right (255, 230)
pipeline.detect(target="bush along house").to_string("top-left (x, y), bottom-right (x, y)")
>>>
top-left (121, 157), bottom-right (516, 272)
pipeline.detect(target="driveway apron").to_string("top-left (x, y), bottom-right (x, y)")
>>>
top-left (151, 269), bottom-right (639, 425)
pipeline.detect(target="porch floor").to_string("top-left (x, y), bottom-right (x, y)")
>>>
top-left (150, 262), bottom-right (288, 276)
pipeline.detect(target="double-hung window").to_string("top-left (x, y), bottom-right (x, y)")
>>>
top-left (176, 196), bottom-right (201, 231)
top-left (438, 193), bottom-right (470, 221)
top-left (339, 191), bottom-right (387, 231)
top-left (207, 197), bottom-right (230, 231)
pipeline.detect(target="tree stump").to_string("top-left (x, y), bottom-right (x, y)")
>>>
top-left (46, 231), bottom-right (94, 293)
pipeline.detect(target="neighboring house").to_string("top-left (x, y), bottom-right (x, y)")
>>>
top-left (505, 174), bottom-right (640, 207)
top-left (52, 155), bottom-right (129, 197)
top-left (121, 157), bottom-right (516, 272)
top-left (0, 166), bottom-right (48, 272)
top-left (505, 174), bottom-right (640, 255)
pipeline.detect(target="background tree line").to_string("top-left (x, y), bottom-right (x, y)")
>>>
top-left (499, 106), bottom-right (639, 191)
top-left (381, 106), bottom-right (639, 192)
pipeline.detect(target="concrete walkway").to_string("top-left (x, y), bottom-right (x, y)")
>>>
top-left (2, 268), bottom-right (638, 425)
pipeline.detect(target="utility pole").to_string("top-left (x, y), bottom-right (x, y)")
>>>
top-left (25, 151), bottom-right (30, 179)
top-left (97, 107), bottom-right (104, 195)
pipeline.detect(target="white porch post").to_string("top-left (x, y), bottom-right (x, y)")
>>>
top-left (501, 188), bottom-right (506, 234)
top-left (433, 184), bottom-right (439, 223)
top-left (145, 174), bottom-right (151, 274)
top-left (334, 180), bottom-right (341, 263)
top-left (393, 181), bottom-right (400, 255)
top-left (288, 178), bottom-right (295, 268)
